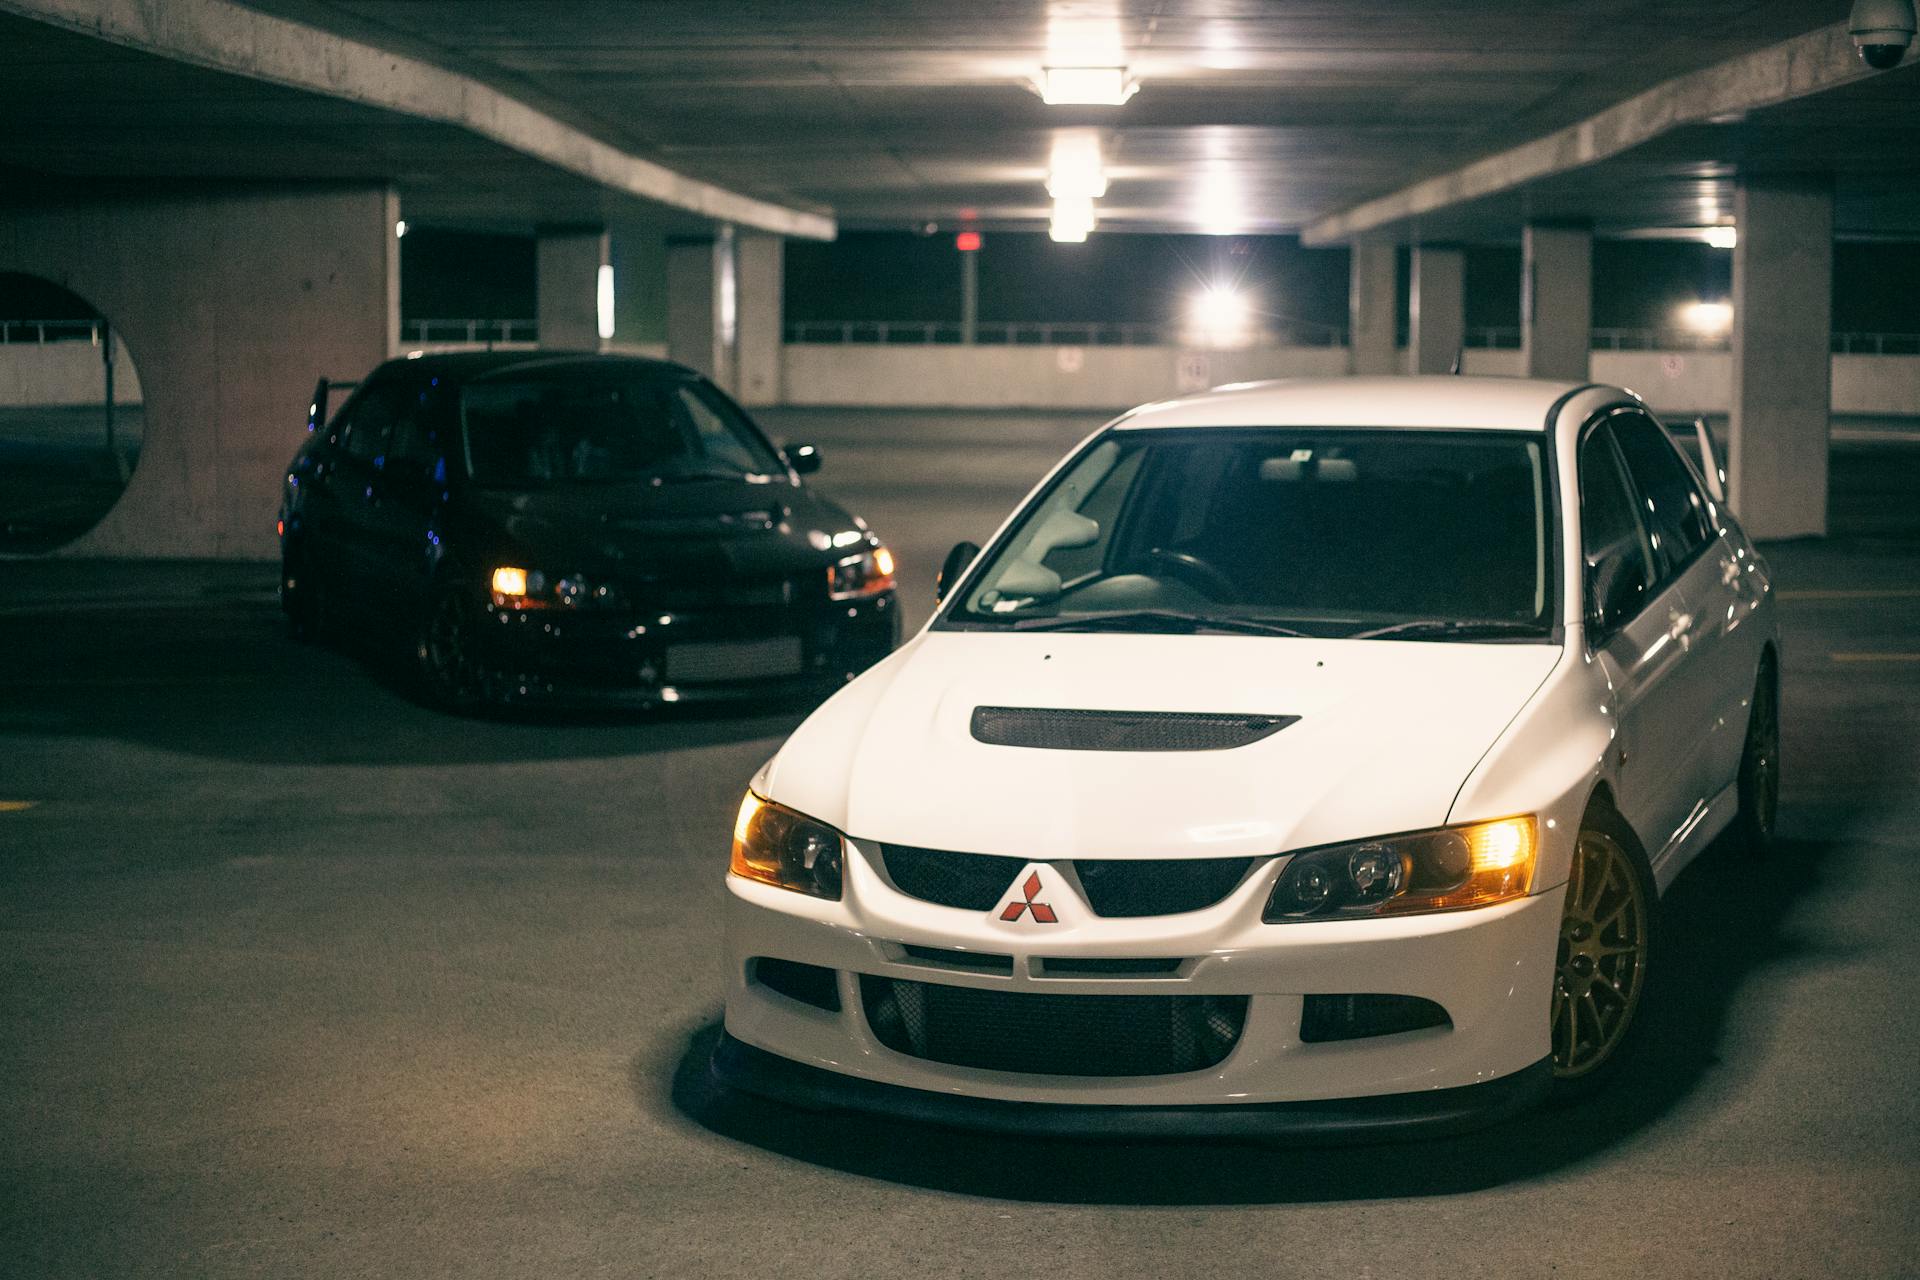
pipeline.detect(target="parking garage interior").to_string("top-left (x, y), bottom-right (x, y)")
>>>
top-left (3, 3), bottom-right (1919, 1277)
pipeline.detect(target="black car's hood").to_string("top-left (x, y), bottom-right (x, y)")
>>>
top-left (460, 476), bottom-right (863, 581)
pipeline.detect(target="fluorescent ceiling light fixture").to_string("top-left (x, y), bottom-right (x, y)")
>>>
top-left (1049, 196), bottom-right (1096, 243)
top-left (1705, 226), bottom-right (1737, 249)
top-left (596, 264), bottom-right (615, 340)
top-left (1679, 300), bottom-right (1733, 333)
top-left (1047, 132), bottom-right (1107, 199)
top-left (395, 219), bottom-right (408, 238)
top-left (1039, 66), bottom-right (1138, 106)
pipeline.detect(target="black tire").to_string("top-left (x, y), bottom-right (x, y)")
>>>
top-left (413, 584), bottom-right (496, 714)
top-left (1731, 655), bottom-right (1780, 858)
top-left (282, 541), bottom-right (325, 641)
top-left (1547, 799), bottom-right (1659, 1105)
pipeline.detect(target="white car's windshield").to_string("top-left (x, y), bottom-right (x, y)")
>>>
top-left (941, 427), bottom-right (1554, 641)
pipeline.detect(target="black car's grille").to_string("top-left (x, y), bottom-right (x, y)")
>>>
top-left (860, 976), bottom-right (1248, 1077)
top-left (970, 706), bottom-right (1299, 752)
top-left (647, 575), bottom-right (812, 611)
top-left (879, 844), bottom-right (1256, 917)
top-left (1077, 858), bottom-right (1256, 917)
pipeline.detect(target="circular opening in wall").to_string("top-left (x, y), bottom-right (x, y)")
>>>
top-left (0, 273), bottom-right (145, 554)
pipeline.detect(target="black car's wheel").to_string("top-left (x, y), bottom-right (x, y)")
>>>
top-left (1548, 802), bottom-right (1658, 1104)
top-left (282, 541), bottom-right (325, 641)
top-left (415, 586), bottom-right (496, 713)
top-left (1732, 655), bottom-right (1780, 858)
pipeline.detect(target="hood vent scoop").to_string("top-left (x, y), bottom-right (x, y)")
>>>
top-left (970, 706), bottom-right (1299, 752)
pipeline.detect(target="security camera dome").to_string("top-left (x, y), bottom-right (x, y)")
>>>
top-left (1851, 0), bottom-right (1917, 69)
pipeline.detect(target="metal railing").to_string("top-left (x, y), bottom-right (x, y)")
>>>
top-left (1834, 331), bottom-right (1920, 355)
top-left (403, 318), bottom-right (538, 346)
top-left (0, 318), bottom-right (106, 344)
top-left (785, 319), bottom-right (1349, 348)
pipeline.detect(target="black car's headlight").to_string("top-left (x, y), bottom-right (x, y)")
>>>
top-left (730, 791), bottom-right (844, 900)
top-left (828, 542), bottom-right (896, 600)
top-left (1263, 816), bottom-right (1537, 922)
top-left (490, 566), bottom-right (620, 611)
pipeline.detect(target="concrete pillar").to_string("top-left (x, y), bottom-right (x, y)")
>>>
top-left (1730, 177), bottom-right (1833, 539)
top-left (1348, 238), bottom-right (1398, 375)
top-left (735, 232), bottom-right (784, 407)
top-left (0, 183), bottom-right (397, 559)
top-left (1410, 245), bottom-right (1466, 375)
top-left (536, 225), bottom-right (610, 351)
top-left (666, 227), bottom-right (737, 390)
top-left (1522, 224), bottom-right (1592, 380)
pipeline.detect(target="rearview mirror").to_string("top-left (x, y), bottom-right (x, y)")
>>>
top-left (784, 442), bottom-right (822, 475)
top-left (936, 541), bottom-right (981, 604)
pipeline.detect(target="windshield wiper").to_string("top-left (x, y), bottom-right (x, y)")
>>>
top-left (1347, 619), bottom-right (1550, 642)
top-left (1005, 609), bottom-right (1311, 638)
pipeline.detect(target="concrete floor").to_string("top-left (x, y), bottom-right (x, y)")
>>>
top-left (3, 412), bottom-right (1918, 1279)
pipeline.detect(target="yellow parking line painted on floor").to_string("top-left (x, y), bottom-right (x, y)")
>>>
top-left (1780, 589), bottom-right (1920, 601)
top-left (0, 800), bottom-right (37, 812)
top-left (1830, 653), bottom-right (1920, 664)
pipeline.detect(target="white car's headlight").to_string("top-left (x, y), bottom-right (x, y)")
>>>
top-left (730, 791), bottom-right (844, 900)
top-left (1264, 816), bottom-right (1537, 922)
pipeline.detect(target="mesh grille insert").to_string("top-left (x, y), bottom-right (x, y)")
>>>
top-left (881, 844), bottom-right (1027, 911)
top-left (861, 976), bottom-right (1247, 1077)
top-left (881, 845), bottom-right (1258, 917)
top-left (971, 706), bottom-right (1299, 752)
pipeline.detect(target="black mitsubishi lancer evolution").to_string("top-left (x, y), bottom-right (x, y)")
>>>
top-left (279, 351), bottom-right (898, 711)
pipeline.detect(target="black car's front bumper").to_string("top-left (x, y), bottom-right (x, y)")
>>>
top-left (709, 1032), bottom-right (1553, 1143)
top-left (475, 590), bottom-right (898, 707)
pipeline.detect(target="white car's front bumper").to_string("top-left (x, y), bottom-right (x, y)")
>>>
top-left (717, 837), bottom-right (1562, 1137)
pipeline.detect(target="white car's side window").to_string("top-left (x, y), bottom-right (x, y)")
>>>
top-left (1579, 423), bottom-right (1655, 631)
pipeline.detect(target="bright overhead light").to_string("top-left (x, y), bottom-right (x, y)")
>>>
top-left (1049, 196), bottom-right (1096, 243)
top-left (394, 219), bottom-right (408, 238)
top-left (1679, 300), bottom-right (1733, 333)
top-left (596, 264), bottom-right (615, 340)
top-left (1047, 132), bottom-right (1107, 199)
top-left (1190, 284), bottom-right (1252, 337)
top-left (1705, 226), bottom-right (1737, 249)
top-left (1038, 66), bottom-right (1137, 106)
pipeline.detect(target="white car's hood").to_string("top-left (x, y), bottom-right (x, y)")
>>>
top-left (764, 630), bottom-right (1561, 861)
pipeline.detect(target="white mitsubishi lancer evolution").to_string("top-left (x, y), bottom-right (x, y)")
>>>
top-left (711, 376), bottom-right (1779, 1140)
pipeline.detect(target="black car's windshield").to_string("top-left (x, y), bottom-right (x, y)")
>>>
top-left (940, 427), bottom-right (1554, 641)
top-left (459, 371), bottom-right (785, 486)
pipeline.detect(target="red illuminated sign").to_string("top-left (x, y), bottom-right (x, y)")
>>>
top-left (955, 231), bottom-right (983, 252)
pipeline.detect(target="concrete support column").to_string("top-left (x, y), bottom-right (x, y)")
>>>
top-left (735, 231), bottom-right (784, 406)
top-left (666, 227), bottom-right (737, 391)
top-left (1522, 224), bottom-right (1592, 380)
top-left (1730, 177), bottom-right (1833, 539)
top-left (1347, 238), bottom-right (1398, 375)
top-left (0, 183), bottom-right (397, 559)
top-left (536, 226), bottom-right (610, 351)
top-left (1410, 245), bottom-right (1466, 375)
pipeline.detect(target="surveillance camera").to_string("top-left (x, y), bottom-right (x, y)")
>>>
top-left (1851, 0), bottom-right (1916, 69)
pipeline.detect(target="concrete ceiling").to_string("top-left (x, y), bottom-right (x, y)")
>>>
top-left (5, 1), bottom-right (1917, 241)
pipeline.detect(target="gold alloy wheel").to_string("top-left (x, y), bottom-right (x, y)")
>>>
top-left (1551, 828), bottom-right (1650, 1078)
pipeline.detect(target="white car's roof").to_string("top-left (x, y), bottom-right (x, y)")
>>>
top-left (1115, 375), bottom-right (1601, 433)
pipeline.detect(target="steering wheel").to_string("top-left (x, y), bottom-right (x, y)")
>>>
top-left (1145, 548), bottom-right (1240, 602)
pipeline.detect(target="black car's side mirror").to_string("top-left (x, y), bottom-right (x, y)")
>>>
top-left (936, 541), bottom-right (981, 604)
top-left (784, 442), bottom-right (822, 475)
top-left (308, 377), bottom-right (330, 433)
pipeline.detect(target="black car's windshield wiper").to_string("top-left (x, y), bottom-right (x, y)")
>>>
top-left (1347, 619), bottom-right (1550, 642)
top-left (1004, 609), bottom-right (1311, 638)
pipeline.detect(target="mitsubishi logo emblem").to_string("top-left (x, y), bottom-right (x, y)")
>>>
top-left (998, 871), bottom-right (1058, 923)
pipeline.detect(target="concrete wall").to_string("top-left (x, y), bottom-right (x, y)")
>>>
top-left (0, 335), bottom-right (144, 406)
top-left (0, 184), bottom-right (397, 558)
top-left (784, 343), bottom-right (1919, 420)
top-left (782, 344), bottom-right (1349, 410)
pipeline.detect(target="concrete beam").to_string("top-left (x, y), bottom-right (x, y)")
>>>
top-left (0, 0), bottom-right (835, 241)
top-left (1302, 22), bottom-right (1896, 246)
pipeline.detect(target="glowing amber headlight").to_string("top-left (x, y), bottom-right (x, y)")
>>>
top-left (828, 543), bottom-right (897, 600)
top-left (729, 791), bottom-right (845, 900)
top-left (1264, 816), bottom-right (1537, 922)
